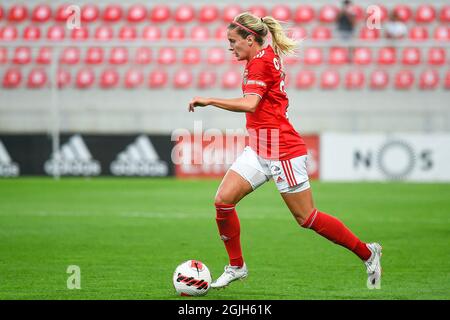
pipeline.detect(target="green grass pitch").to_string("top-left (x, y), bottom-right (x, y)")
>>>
top-left (0, 178), bottom-right (449, 300)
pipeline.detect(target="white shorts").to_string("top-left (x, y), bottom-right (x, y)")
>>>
top-left (229, 146), bottom-right (310, 194)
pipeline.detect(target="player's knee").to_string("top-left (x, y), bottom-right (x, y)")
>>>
top-left (214, 192), bottom-right (236, 206)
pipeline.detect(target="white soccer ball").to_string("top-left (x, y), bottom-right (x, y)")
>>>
top-left (173, 260), bottom-right (212, 296)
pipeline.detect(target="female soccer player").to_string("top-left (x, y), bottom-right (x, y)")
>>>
top-left (188, 12), bottom-right (382, 290)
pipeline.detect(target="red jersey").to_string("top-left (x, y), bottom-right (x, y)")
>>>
top-left (242, 45), bottom-right (307, 160)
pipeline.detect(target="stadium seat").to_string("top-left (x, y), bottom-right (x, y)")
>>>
top-left (135, 47), bottom-right (152, 64)
top-left (393, 4), bottom-right (412, 22)
top-left (36, 47), bottom-right (52, 64)
top-left (173, 69), bottom-right (193, 89)
top-left (81, 4), bottom-right (99, 23)
top-left (348, 4), bottom-right (364, 22)
top-left (395, 70), bottom-right (415, 90)
top-left (57, 69), bottom-right (72, 88)
top-left (434, 26), bottom-right (450, 41)
top-left (312, 26), bottom-right (331, 40)
top-left (0, 48), bottom-right (7, 64)
top-left (198, 70), bottom-right (217, 89)
top-left (445, 71), bottom-right (450, 89)
top-left (27, 68), bottom-right (47, 88)
top-left (415, 5), bottom-right (436, 23)
top-left (23, 25), bottom-right (41, 41)
top-left (167, 26), bottom-right (185, 41)
top-left (142, 26), bottom-right (161, 41)
top-left (377, 47), bottom-right (396, 65)
top-left (409, 26), bottom-right (429, 41)
top-left (222, 5), bottom-right (242, 22)
top-left (359, 27), bottom-right (380, 41)
top-left (13, 47), bottom-right (31, 65)
top-left (295, 70), bottom-right (315, 89)
top-left (271, 5), bottom-right (291, 21)
top-left (157, 48), bottom-right (177, 65)
top-left (0, 6), bottom-right (3, 20)
top-left (353, 47), bottom-right (372, 65)
top-left (150, 5), bottom-right (171, 23)
top-left (0, 26), bottom-right (18, 41)
top-left (294, 5), bottom-right (315, 23)
top-left (47, 25), bottom-right (65, 41)
top-left (3, 68), bottom-right (22, 88)
top-left (124, 69), bottom-right (144, 88)
top-left (100, 68), bottom-right (119, 89)
top-left (175, 4), bottom-right (195, 23)
top-left (85, 47), bottom-right (104, 64)
top-left (402, 48), bottom-right (421, 65)
top-left (71, 26), bottom-right (89, 41)
top-left (345, 70), bottom-right (365, 89)
top-left (321, 70), bottom-right (340, 89)
top-left (55, 4), bottom-right (72, 22)
top-left (102, 4), bottom-right (123, 22)
top-left (109, 47), bottom-right (128, 65)
top-left (182, 47), bottom-right (201, 65)
top-left (214, 25), bottom-right (228, 40)
top-left (60, 47), bottom-right (80, 65)
top-left (248, 5), bottom-right (267, 18)
top-left (198, 5), bottom-right (219, 23)
top-left (370, 70), bottom-right (389, 89)
top-left (328, 47), bottom-right (349, 65)
top-left (207, 47), bottom-right (226, 65)
top-left (283, 55), bottom-right (298, 66)
top-left (75, 68), bottom-right (95, 89)
top-left (288, 27), bottom-right (307, 41)
top-left (8, 4), bottom-right (28, 22)
top-left (148, 69), bottom-right (168, 88)
top-left (222, 69), bottom-right (241, 89)
top-left (319, 5), bottom-right (339, 23)
top-left (95, 25), bottom-right (113, 41)
top-left (119, 25), bottom-right (137, 40)
top-left (303, 48), bottom-right (323, 65)
top-left (127, 4), bottom-right (147, 23)
top-left (427, 48), bottom-right (446, 65)
top-left (419, 69), bottom-right (439, 90)
top-left (191, 26), bottom-right (210, 41)
top-left (440, 5), bottom-right (450, 23)
top-left (32, 4), bottom-right (52, 23)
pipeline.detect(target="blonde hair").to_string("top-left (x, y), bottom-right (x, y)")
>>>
top-left (228, 12), bottom-right (298, 57)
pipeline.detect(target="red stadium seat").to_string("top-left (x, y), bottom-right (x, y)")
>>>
top-left (427, 48), bottom-right (446, 65)
top-left (157, 48), bottom-right (177, 65)
top-left (345, 70), bottom-right (365, 89)
top-left (445, 71), bottom-right (450, 89)
top-left (348, 4), bottom-right (364, 22)
top-left (294, 5), bottom-right (315, 23)
top-left (167, 26), bottom-right (185, 41)
top-left (109, 47), bottom-right (128, 65)
top-left (359, 27), bottom-right (380, 41)
top-left (295, 70), bottom-right (315, 89)
top-left (288, 27), bottom-right (307, 41)
top-left (222, 69), bottom-right (241, 89)
top-left (393, 4), bottom-right (412, 22)
top-left (55, 4), bottom-right (72, 22)
top-left (173, 69), bottom-right (193, 89)
top-left (222, 5), bottom-right (242, 23)
top-left (124, 69), bottom-right (144, 88)
top-left (328, 47), bottom-right (349, 65)
top-left (303, 48), bottom-right (323, 65)
top-left (81, 4), bottom-right (99, 23)
top-left (198, 5), bottom-right (219, 23)
top-left (71, 26), bottom-right (89, 41)
top-left (271, 5), bottom-right (291, 21)
top-left (377, 47), bottom-right (396, 65)
top-left (8, 4), bottom-right (28, 22)
top-left (135, 47), bottom-right (152, 64)
top-left (95, 25), bottom-right (113, 41)
top-left (415, 5), bottom-right (436, 23)
top-left (321, 70), bottom-right (340, 89)
top-left (191, 26), bottom-right (210, 41)
top-left (142, 26), bottom-right (161, 41)
top-left (419, 69), bottom-right (439, 89)
top-left (0, 6), bottom-right (3, 20)
top-left (434, 26), bottom-right (450, 41)
top-left (148, 69), bottom-right (168, 88)
top-left (312, 26), bottom-right (331, 40)
top-left (441, 5), bottom-right (450, 23)
top-left (119, 25), bottom-right (137, 40)
top-left (85, 47), bottom-right (104, 64)
top-left (60, 47), bottom-right (80, 65)
top-left (0, 26), bottom-right (18, 41)
top-left (3, 68), bottom-right (22, 88)
top-left (36, 47), bottom-right (52, 64)
top-left (13, 47), bottom-right (31, 65)
top-left (47, 25), bottom-right (65, 41)
top-left (57, 69), bottom-right (72, 88)
top-left (102, 4), bottom-right (123, 22)
top-left (0, 48), bottom-right (7, 64)
top-left (395, 70), bottom-right (415, 90)
top-left (100, 68), bottom-right (119, 89)
top-left (76, 68), bottom-right (95, 89)
top-left (370, 70), bottom-right (389, 89)
top-left (409, 26), bottom-right (429, 41)
top-left (23, 25), bottom-right (41, 41)
top-left (214, 25), bottom-right (228, 40)
top-left (198, 70), bottom-right (217, 89)
top-left (318, 5), bottom-right (339, 23)
top-left (150, 5), bottom-right (171, 23)
top-left (283, 55), bottom-right (298, 66)
top-left (402, 48), bottom-right (421, 65)
top-left (248, 5), bottom-right (267, 19)
top-left (175, 4), bottom-right (195, 23)
top-left (207, 48), bottom-right (226, 65)
top-left (353, 47), bottom-right (372, 65)
top-left (182, 48), bottom-right (201, 65)
top-left (32, 4), bottom-right (52, 23)
top-left (127, 4), bottom-right (147, 23)
top-left (27, 68), bottom-right (47, 88)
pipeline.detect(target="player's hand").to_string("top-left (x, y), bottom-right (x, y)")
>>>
top-left (188, 97), bottom-right (210, 112)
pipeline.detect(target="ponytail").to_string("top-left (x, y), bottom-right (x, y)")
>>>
top-left (261, 16), bottom-right (298, 57)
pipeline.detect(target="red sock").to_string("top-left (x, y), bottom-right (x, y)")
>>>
top-left (215, 203), bottom-right (244, 267)
top-left (302, 209), bottom-right (371, 261)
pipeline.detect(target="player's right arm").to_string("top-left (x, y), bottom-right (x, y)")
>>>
top-left (188, 95), bottom-right (260, 113)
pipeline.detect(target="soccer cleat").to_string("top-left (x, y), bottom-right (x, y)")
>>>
top-left (364, 243), bottom-right (382, 289)
top-left (211, 263), bottom-right (248, 289)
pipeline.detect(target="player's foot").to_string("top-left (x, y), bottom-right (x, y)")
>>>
top-left (211, 263), bottom-right (248, 289)
top-left (364, 243), bottom-right (382, 289)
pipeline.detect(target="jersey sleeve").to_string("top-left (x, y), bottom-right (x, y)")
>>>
top-left (243, 59), bottom-right (272, 99)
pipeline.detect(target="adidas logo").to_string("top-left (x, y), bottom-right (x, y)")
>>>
top-left (44, 134), bottom-right (101, 176)
top-left (110, 135), bottom-right (168, 176)
top-left (0, 140), bottom-right (19, 177)
top-left (276, 176), bottom-right (284, 183)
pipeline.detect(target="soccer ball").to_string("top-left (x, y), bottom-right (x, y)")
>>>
top-left (173, 260), bottom-right (212, 296)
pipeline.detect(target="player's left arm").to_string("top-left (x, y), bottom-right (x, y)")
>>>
top-left (188, 95), bottom-right (261, 113)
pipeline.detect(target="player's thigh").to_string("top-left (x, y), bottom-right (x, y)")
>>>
top-left (215, 169), bottom-right (254, 205)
